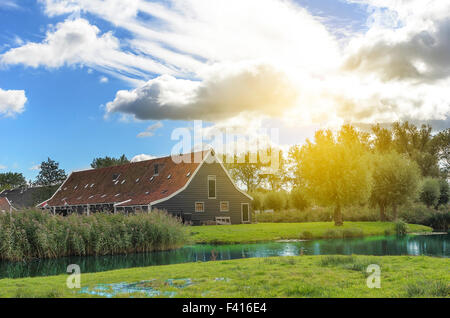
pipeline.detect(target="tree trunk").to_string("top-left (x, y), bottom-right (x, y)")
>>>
top-left (392, 205), bottom-right (398, 220)
top-left (379, 204), bottom-right (386, 222)
top-left (334, 204), bottom-right (343, 226)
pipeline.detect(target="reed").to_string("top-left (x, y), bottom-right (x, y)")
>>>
top-left (0, 209), bottom-right (188, 262)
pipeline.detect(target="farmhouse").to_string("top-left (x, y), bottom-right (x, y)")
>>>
top-left (39, 149), bottom-right (252, 225)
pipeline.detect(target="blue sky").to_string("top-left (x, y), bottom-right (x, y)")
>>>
top-left (0, 0), bottom-right (449, 180)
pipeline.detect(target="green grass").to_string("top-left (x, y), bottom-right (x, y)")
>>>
top-left (0, 255), bottom-right (447, 298)
top-left (189, 222), bottom-right (432, 244)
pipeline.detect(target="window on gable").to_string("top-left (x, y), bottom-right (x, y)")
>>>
top-left (208, 175), bottom-right (216, 199)
top-left (195, 202), bottom-right (204, 212)
top-left (220, 201), bottom-right (229, 212)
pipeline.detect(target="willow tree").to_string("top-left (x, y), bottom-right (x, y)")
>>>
top-left (371, 152), bottom-right (421, 220)
top-left (299, 126), bottom-right (372, 226)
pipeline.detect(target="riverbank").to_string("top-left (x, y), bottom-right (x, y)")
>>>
top-left (189, 222), bottom-right (432, 244)
top-left (0, 255), bottom-right (448, 298)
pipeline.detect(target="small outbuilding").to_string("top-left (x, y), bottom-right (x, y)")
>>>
top-left (39, 149), bottom-right (252, 225)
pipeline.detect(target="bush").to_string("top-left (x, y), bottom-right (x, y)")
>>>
top-left (300, 231), bottom-right (313, 240)
top-left (394, 220), bottom-right (408, 236)
top-left (0, 209), bottom-right (188, 262)
top-left (342, 228), bottom-right (364, 238)
top-left (438, 179), bottom-right (449, 206)
top-left (264, 191), bottom-right (286, 212)
top-left (290, 188), bottom-right (309, 211)
top-left (324, 229), bottom-right (343, 239)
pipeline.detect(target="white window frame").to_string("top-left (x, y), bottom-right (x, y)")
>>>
top-left (207, 175), bottom-right (216, 199)
top-left (195, 201), bottom-right (205, 213)
top-left (241, 203), bottom-right (250, 223)
top-left (220, 201), bottom-right (229, 212)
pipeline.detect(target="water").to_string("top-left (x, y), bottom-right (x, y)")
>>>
top-left (0, 234), bottom-right (448, 279)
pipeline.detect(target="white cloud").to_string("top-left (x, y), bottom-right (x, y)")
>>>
top-left (0, 88), bottom-right (26, 117)
top-left (0, 0), bottom-right (20, 10)
top-left (29, 164), bottom-right (41, 171)
top-left (99, 76), bottom-right (108, 83)
top-left (0, 164), bottom-right (6, 170)
top-left (0, 18), bottom-right (174, 83)
top-left (7, 0), bottom-right (449, 129)
top-left (137, 121), bottom-right (163, 138)
top-left (130, 154), bottom-right (156, 162)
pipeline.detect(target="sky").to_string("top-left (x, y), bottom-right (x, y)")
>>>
top-left (0, 0), bottom-right (449, 180)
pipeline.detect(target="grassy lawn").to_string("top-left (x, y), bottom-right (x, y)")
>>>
top-left (0, 255), bottom-right (448, 298)
top-left (189, 222), bottom-right (432, 244)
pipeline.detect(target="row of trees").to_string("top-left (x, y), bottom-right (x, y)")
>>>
top-left (227, 122), bottom-right (449, 226)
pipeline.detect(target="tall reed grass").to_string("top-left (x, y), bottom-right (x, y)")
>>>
top-left (0, 209), bottom-right (188, 262)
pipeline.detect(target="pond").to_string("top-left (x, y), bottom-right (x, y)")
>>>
top-left (0, 234), bottom-right (448, 279)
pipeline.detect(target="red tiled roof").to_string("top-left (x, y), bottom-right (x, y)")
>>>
top-left (46, 150), bottom-right (209, 207)
top-left (0, 197), bottom-right (12, 212)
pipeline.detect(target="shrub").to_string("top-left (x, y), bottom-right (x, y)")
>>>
top-left (263, 192), bottom-right (286, 212)
top-left (394, 220), bottom-right (408, 236)
top-left (300, 231), bottom-right (313, 240)
top-left (290, 188), bottom-right (309, 211)
top-left (0, 209), bottom-right (188, 262)
top-left (438, 179), bottom-right (449, 206)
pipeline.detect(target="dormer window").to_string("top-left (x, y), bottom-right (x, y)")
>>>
top-left (112, 173), bottom-right (120, 181)
top-left (121, 180), bottom-right (126, 184)
top-left (154, 164), bottom-right (159, 176)
top-left (186, 172), bottom-right (191, 177)
top-left (167, 174), bottom-right (171, 179)
top-left (136, 178), bottom-right (140, 183)
top-left (150, 176), bottom-right (154, 181)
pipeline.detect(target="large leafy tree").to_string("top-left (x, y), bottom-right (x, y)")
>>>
top-left (370, 152), bottom-right (421, 221)
top-left (299, 125), bottom-right (372, 226)
top-left (0, 172), bottom-right (26, 191)
top-left (90, 155), bottom-right (129, 169)
top-left (35, 158), bottom-right (67, 186)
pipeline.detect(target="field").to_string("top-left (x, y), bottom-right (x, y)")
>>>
top-left (189, 222), bottom-right (432, 244)
top-left (0, 255), bottom-right (448, 298)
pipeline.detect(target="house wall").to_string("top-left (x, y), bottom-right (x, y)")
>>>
top-left (153, 160), bottom-right (252, 225)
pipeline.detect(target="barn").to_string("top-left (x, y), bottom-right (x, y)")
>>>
top-left (39, 149), bottom-right (252, 225)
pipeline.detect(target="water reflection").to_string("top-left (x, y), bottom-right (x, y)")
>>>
top-left (0, 234), bottom-right (448, 279)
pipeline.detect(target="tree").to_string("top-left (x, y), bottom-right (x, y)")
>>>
top-left (249, 191), bottom-right (264, 211)
top-left (290, 187), bottom-right (309, 211)
top-left (419, 178), bottom-right (441, 208)
top-left (371, 124), bottom-right (393, 153)
top-left (438, 179), bottom-right (449, 207)
top-left (370, 152), bottom-right (421, 220)
top-left (260, 148), bottom-right (288, 191)
top-left (0, 172), bottom-right (26, 191)
top-left (35, 158), bottom-right (67, 186)
top-left (391, 122), bottom-right (440, 177)
top-left (431, 128), bottom-right (450, 178)
top-left (91, 155), bottom-right (129, 169)
top-left (299, 126), bottom-right (372, 226)
top-left (225, 152), bottom-right (266, 192)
